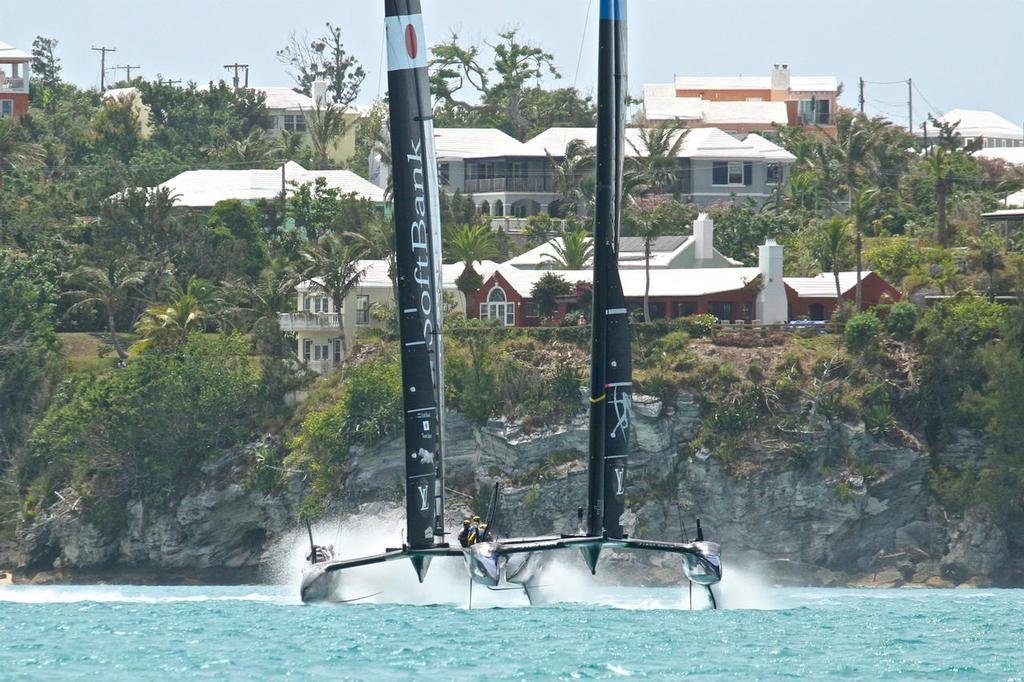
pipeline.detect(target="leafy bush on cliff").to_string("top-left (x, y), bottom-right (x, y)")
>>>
top-left (844, 312), bottom-right (883, 355)
top-left (21, 333), bottom-right (263, 522)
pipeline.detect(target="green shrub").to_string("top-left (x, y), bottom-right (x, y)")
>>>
top-left (844, 312), bottom-right (883, 354)
top-left (863, 403), bottom-right (895, 435)
top-left (885, 301), bottom-right (918, 340)
top-left (835, 481), bottom-right (853, 503)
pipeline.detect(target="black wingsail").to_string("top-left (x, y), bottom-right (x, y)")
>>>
top-left (385, 0), bottom-right (447, 576)
top-left (588, 0), bottom-right (632, 550)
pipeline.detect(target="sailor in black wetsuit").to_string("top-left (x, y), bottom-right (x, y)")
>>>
top-left (458, 519), bottom-right (472, 547)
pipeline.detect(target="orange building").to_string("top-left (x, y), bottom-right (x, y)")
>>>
top-left (0, 41), bottom-right (30, 120)
top-left (642, 65), bottom-right (839, 136)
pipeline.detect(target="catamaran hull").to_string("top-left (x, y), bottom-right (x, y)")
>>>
top-left (300, 563), bottom-right (341, 603)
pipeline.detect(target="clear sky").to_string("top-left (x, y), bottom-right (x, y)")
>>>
top-left (5, 0), bottom-right (1023, 130)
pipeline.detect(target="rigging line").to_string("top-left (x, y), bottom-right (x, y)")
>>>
top-left (376, 24), bottom-right (386, 99)
top-left (863, 79), bottom-right (908, 86)
top-left (572, 0), bottom-right (595, 90)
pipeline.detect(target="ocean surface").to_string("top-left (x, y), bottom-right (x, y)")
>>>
top-left (2, 578), bottom-right (1022, 680)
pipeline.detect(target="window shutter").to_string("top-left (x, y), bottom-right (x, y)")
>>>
top-left (743, 162), bottom-right (753, 186)
top-left (712, 162), bottom-right (728, 185)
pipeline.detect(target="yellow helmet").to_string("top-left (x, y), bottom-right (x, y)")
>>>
top-left (472, 516), bottom-right (481, 522)
top-left (480, 523), bottom-right (488, 529)
top-left (463, 519), bottom-right (471, 526)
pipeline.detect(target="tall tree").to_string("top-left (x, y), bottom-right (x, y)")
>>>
top-left (447, 224), bottom-right (497, 309)
top-left (430, 29), bottom-right (595, 140)
top-left (277, 23), bottom-right (366, 106)
top-left (926, 144), bottom-right (954, 247)
top-left (542, 229), bottom-right (593, 270)
top-left (30, 36), bottom-right (62, 89)
top-left (304, 99), bottom-right (349, 170)
top-left (64, 258), bottom-right (149, 360)
top-left (132, 278), bottom-right (213, 354)
top-left (627, 122), bottom-right (689, 194)
top-left (623, 196), bottom-right (673, 322)
top-left (547, 138), bottom-right (594, 217)
top-left (849, 187), bottom-right (878, 311)
top-left (812, 217), bottom-right (854, 303)
top-left (295, 233), bottom-right (368, 357)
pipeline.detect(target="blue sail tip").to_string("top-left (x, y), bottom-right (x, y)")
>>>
top-left (600, 0), bottom-right (627, 20)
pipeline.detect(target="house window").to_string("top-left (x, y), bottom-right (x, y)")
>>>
top-left (742, 301), bottom-right (753, 323)
top-left (284, 113), bottom-right (306, 132)
top-left (525, 301), bottom-right (540, 318)
top-left (648, 302), bottom-right (667, 320)
top-left (766, 163), bottom-right (782, 184)
top-left (313, 297), bottom-right (330, 313)
top-left (480, 286), bottom-right (515, 326)
top-left (438, 162), bottom-right (450, 186)
top-left (303, 295), bottom-right (312, 312)
top-left (809, 303), bottom-right (827, 321)
top-left (712, 161), bottom-right (747, 186)
top-left (0, 100), bottom-right (13, 119)
top-left (303, 338), bottom-right (312, 362)
top-left (333, 339), bottom-right (342, 364)
top-left (675, 301), bottom-right (697, 318)
top-left (709, 302), bottom-right (734, 322)
top-left (355, 294), bottom-right (370, 325)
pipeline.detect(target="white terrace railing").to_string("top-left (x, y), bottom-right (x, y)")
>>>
top-left (278, 312), bottom-right (340, 332)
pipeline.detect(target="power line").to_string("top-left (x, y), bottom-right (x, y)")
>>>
top-left (110, 64), bottom-right (141, 82)
top-left (223, 63), bottom-right (249, 89)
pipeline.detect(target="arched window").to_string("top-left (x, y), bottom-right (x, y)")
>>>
top-left (494, 200), bottom-right (504, 217)
top-left (480, 286), bottom-right (515, 326)
top-left (479, 200), bottom-right (491, 216)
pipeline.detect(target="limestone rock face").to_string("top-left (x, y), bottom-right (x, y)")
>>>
top-left (13, 391), bottom-right (1017, 586)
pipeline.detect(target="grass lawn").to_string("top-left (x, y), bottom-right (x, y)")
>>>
top-left (57, 332), bottom-right (139, 372)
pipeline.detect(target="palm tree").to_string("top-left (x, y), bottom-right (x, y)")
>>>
top-left (974, 230), bottom-right (1004, 303)
top-left (223, 257), bottom-right (293, 356)
top-left (813, 217), bottom-right (854, 304)
top-left (447, 224), bottom-right (497, 311)
top-left (360, 218), bottom-right (399, 303)
top-left (624, 195), bottom-right (669, 322)
top-left (295, 233), bottom-right (368, 356)
top-left (304, 101), bottom-right (349, 170)
top-left (64, 259), bottom-right (149, 360)
top-left (849, 188), bottom-right (878, 311)
top-left (542, 229), bottom-right (593, 270)
top-left (829, 111), bottom-right (884, 200)
top-left (0, 118), bottom-right (44, 175)
top-left (132, 279), bottom-right (212, 354)
top-left (546, 138), bottom-right (594, 217)
top-left (627, 122), bottom-right (689, 194)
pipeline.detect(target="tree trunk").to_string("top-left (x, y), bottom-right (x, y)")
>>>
top-left (937, 181), bottom-right (948, 247)
top-left (643, 238), bottom-right (652, 323)
top-left (107, 310), bottom-right (127, 361)
top-left (334, 294), bottom-right (347, 360)
top-left (855, 228), bottom-right (863, 312)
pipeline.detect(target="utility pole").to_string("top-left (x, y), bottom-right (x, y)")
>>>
top-left (111, 64), bottom-right (141, 83)
top-left (91, 45), bottom-right (116, 91)
top-left (858, 77), bottom-right (865, 114)
top-left (907, 78), bottom-right (913, 133)
top-left (223, 63), bottom-right (249, 89)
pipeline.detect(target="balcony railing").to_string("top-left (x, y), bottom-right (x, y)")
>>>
top-left (279, 312), bottom-right (340, 332)
top-left (488, 217), bottom-right (569, 234)
top-left (0, 77), bottom-right (28, 94)
top-left (465, 176), bottom-right (555, 194)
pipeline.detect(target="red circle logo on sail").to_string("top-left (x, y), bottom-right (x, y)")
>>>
top-left (405, 25), bottom-right (418, 59)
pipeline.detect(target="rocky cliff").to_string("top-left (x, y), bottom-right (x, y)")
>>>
top-left (10, 392), bottom-right (1021, 588)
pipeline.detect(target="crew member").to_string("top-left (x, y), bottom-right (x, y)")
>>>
top-left (458, 519), bottom-right (472, 547)
top-left (477, 523), bottom-right (490, 543)
top-left (467, 516), bottom-right (481, 545)
top-left (306, 544), bottom-right (334, 563)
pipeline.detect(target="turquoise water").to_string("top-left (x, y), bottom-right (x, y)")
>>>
top-left (1, 584), bottom-right (1023, 680)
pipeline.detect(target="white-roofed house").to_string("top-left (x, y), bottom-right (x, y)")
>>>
top-left (919, 110), bottom-right (1023, 150)
top-left (139, 161), bottom-right (385, 209)
top-left (472, 241), bottom-right (900, 327)
top-left (640, 65), bottom-right (839, 133)
top-left (249, 83), bottom-right (372, 166)
top-left (520, 126), bottom-right (795, 208)
top-left (280, 260), bottom-right (499, 373)
top-left (505, 213), bottom-right (741, 270)
top-left (0, 40), bottom-right (31, 120)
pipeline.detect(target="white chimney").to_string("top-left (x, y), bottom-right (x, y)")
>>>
top-left (771, 64), bottom-right (791, 92)
top-left (312, 80), bottom-right (329, 108)
top-left (757, 238), bottom-right (787, 324)
top-left (693, 213), bottom-right (714, 261)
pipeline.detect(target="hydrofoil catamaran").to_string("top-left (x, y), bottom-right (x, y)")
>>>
top-left (301, 0), bottom-right (722, 609)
